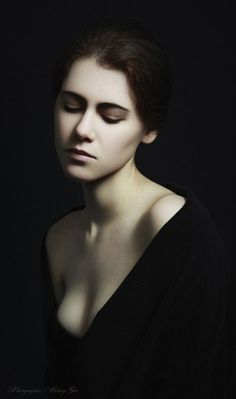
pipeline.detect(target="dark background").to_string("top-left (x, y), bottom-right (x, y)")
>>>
top-left (1, 1), bottom-right (235, 398)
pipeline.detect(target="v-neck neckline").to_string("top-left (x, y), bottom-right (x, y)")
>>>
top-left (51, 180), bottom-right (192, 342)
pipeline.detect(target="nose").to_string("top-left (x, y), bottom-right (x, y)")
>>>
top-left (74, 109), bottom-right (95, 141)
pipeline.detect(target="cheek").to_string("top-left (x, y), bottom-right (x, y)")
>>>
top-left (54, 115), bottom-right (71, 142)
top-left (101, 126), bottom-right (141, 155)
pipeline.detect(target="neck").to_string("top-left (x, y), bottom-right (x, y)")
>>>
top-left (81, 158), bottom-right (149, 233)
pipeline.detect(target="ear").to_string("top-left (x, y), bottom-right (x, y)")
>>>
top-left (141, 129), bottom-right (159, 144)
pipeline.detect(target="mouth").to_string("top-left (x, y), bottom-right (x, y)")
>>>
top-left (65, 148), bottom-right (96, 159)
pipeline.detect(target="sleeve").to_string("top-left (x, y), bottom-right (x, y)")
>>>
top-left (150, 243), bottom-right (235, 399)
top-left (39, 230), bottom-right (58, 391)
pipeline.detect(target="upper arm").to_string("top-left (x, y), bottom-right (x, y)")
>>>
top-left (151, 193), bottom-right (186, 231)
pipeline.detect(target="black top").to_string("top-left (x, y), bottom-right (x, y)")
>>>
top-left (39, 181), bottom-right (235, 399)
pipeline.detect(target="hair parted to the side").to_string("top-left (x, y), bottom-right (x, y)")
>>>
top-left (52, 17), bottom-right (173, 131)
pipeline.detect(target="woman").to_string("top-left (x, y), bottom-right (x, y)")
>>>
top-left (40, 18), bottom-right (233, 398)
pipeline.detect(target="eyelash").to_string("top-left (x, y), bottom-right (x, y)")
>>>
top-left (63, 105), bottom-right (122, 124)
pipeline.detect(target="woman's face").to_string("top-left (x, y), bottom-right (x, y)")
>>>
top-left (54, 56), bottom-right (156, 183)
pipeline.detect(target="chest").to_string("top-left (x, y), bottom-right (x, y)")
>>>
top-left (54, 221), bottom-right (160, 339)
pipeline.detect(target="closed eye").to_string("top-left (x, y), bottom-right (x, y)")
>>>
top-left (63, 105), bottom-right (122, 124)
top-left (102, 116), bottom-right (123, 124)
top-left (63, 105), bottom-right (83, 112)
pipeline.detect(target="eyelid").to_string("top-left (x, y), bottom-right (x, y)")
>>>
top-left (62, 105), bottom-right (123, 123)
top-left (102, 115), bottom-right (123, 124)
top-left (102, 114), bottom-right (123, 120)
top-left (63, 104), bottom-right (83, 111)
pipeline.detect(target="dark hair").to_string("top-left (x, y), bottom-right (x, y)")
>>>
top-left (52, 17), bottom-right (173, 130)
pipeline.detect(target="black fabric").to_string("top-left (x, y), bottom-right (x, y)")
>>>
top-left (39, 181), bottom-right (235, 398)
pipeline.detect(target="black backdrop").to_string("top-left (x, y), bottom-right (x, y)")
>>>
top-left (1, 1), bottom-right (235, 398)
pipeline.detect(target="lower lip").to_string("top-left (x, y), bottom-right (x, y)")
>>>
top-left (66, 151), bottom-right (95, 161)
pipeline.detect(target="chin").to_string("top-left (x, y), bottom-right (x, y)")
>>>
top-left (60, 160), bottom-right (126, 184)
top-left (62, 168), bottom-right (92, 183)
top-left (60, 164), bottom-right (98, 183)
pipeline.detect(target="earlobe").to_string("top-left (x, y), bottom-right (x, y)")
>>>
top-left (141, 129), bottom-right (159, 144)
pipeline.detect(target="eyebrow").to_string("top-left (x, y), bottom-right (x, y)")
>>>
top-left (60, 90), bottom-right (130, 113)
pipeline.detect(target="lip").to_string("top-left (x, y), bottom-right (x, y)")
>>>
top-left (65, 148), bottom-right (96, 158)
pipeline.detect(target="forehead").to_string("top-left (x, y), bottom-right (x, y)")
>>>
top-left (61, 57), bottom-right (135, 109)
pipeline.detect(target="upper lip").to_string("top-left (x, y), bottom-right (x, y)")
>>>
top-left (65, 148), bottom-right (96, 158)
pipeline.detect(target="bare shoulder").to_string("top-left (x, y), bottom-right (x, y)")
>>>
top-left (44, 210), bottom-right (81, 303)
top-left (45, 208), bottom-right (83, 267)
top-left (45, 211), bottom-right (74, 249)
top-left (150, 190), bottom-right (186, 230)
top-left (45, 206), bottom-right (85, 247)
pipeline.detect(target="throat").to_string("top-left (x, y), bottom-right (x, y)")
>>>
top-left (81, 166), bottom-right (150, 227)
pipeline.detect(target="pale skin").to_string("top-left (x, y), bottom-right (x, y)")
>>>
top-left (46, 57), bottom-right (186, 338)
